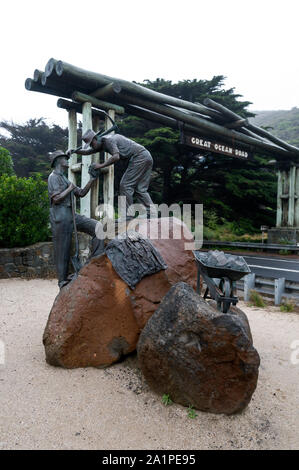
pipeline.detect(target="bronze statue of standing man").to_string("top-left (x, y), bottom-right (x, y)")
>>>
top-left (48, 150), bottom-right (104, 289)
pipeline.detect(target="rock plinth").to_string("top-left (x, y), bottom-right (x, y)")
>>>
top-left (43, 218), bottom-right (197, 368)
top-left (137, 282), bottom-right (260, 415)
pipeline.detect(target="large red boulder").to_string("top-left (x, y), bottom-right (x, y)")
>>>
top-left (43, 217), bottom-right (197, 368)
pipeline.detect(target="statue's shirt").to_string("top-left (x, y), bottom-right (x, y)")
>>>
top-left (100, 134), bottom-right (145, 160)
top-left (48, 169), bottom-right (81, 206)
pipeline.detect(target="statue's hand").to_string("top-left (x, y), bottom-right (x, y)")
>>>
top-left (66, 149), bottom-right (74, 157)
top-left (88, 163), bottom-right (101, 179)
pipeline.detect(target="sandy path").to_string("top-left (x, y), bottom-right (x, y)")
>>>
top-left (0, 278), bottom-right (298, 450)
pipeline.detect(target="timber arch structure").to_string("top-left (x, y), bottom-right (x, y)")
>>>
top-left (25, 59), bottom-right (299, 242)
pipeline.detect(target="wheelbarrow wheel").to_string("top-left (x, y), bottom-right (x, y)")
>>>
top-left (219, 278), bottom-right (232, 313)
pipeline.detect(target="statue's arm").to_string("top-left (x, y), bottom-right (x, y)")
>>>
top-left (75, 147), bottom-right (94, 156)
top-left (67, 143), bottom-right (102, 157)
top-left (95, 154), bottom-right (120, 169)
top-left (73, 178), bottom-right (96, 198)
top-left (93, 138), bottom-right (120, 169)
top-left (51, 183), bottom-right (75, 204)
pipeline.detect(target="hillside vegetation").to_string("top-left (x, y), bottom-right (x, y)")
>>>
top-left (250, 107), bottom-right (299, 147)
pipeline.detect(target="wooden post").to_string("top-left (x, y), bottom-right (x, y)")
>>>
top-left (282, 171), bottom-right (288, 226)
top-left (276, 170), bottom-right (282, 227)
top-left (91, 115), bottom-right (101, 218)
top-left (288, 166), bottom-right (296, 226)
top-left (67, 109), bottom-right (78, 184)
top-left (103, 109), bottom-right (115, 219)
top-left (81, 102), bottom-right (93, 217)
top-left (295, 166), bottom-right (299, 227)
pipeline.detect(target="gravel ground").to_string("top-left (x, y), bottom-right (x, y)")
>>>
top-left (0, 278), bottom-right (298, 450)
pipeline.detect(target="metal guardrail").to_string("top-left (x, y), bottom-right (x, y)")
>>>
top-left (236, 274), bottom-right (299, 305)
top-left (203, 240), bottom-right (299, 252)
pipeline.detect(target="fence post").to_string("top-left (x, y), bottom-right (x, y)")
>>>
top-left (81, 102), bottom-right (93, 217)
top-left (67, 109), bottom-right (78, 184)
top-left (103, 109), bottom-right (115, 219)
top-left (244, 273), bottom-right (256, 302)
top-left (91, 115), bottom-right (101, 218)
top-left (275, 277), bottom-right (285, 305)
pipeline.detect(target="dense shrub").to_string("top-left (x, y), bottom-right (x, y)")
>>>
top-left (0, 146), bottom-right (14, 177)
top-left (203, 209), bottom-right (262, 242)
top-left (0, 173), bottom-right (50, 248)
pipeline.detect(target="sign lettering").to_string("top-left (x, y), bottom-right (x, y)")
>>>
top-left (184, 134), bottom-right (252, 159)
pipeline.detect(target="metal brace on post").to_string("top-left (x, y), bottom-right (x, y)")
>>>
top-left (244, 273), bottom-right (256, 302)
top-left (275, 277), bottom-right (285, 305)
top-left (103, 109), bottom-right (115, 220)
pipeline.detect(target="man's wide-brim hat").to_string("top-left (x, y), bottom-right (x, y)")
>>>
top-left (82, 129), bottom-right (97, 149)
top-left (49, 150), bottom-right (69, 167)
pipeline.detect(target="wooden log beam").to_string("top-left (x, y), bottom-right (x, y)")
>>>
top-left (124, 105), bottom-right (261, 155)
top-left (170, 106), bottom-right (213, 121)
top-left (124, 104), bottom-right (210, 136)
top-left (224, 119), bottom-right (248, 129)
top-left (33, 70), bottom-right (43, 83)
top-left (204, 98), bottom-right (246, 122)
top-left (204, 97), bottom-right (299, 155)
top-left (25, 78), bottom-right (70, 99)
top-left (72, 91), bottom-right (125, 114)
top-left (247, 122), bottom-right (299, 155)
top-left (54, 59), bottom-right (221, 118)
top-left (57, 98), bottom-right (106, 119)
top-left (41, 73), bottom-right (74, 95)
top-left (116, 91), bottom-right (294, 159)
top-left (91, 82), bottom-right (122, 99)
top-left (45, 58), bottom-right (59, 78)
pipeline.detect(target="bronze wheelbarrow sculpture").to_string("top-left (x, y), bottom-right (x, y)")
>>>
top-left (194, 250), bottom-right (251, 313)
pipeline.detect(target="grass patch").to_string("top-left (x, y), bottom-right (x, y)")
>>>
top-left (280, 301), bottom-right (295, 312)
top-left (249, 290), bottom-right (266, 308)
top-left (162, 394), bottom-right (173, 406)
top-left (187, 405), bottom-right (198, 419)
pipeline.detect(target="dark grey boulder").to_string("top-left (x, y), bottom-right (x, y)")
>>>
top-left (137, 282), bottom-right (260, 415)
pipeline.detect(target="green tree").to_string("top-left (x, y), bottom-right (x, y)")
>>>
top-left (0, 173), bottom-right (50, 248)
top-left (0, 119), bottom-right (68, 178)
top-left (0, 146), bottom-right (14, 177)
top-left (118, 76), bottom-right (276, 231)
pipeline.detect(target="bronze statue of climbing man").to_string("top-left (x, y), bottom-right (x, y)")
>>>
top-left (67, 132), bottom-right (157, 219)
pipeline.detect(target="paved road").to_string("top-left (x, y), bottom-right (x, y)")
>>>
top-left (236, 254), bottom-right (299, 282)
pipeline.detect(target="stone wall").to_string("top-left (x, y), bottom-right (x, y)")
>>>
top-left (0, 234), bottom-right (91, 280)
top-left (0, 242), bottom-right (55, 279)
top-left (268, 227), bottom-right (299, 245)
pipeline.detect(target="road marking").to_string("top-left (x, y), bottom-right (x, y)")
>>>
top-left (248, 264), bottom-right (299, 273)
top-left (244, 256), bottom-right (299, 264)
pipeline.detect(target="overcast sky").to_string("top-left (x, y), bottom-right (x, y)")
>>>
top-left (1, 0), bottom-right (298, 128)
